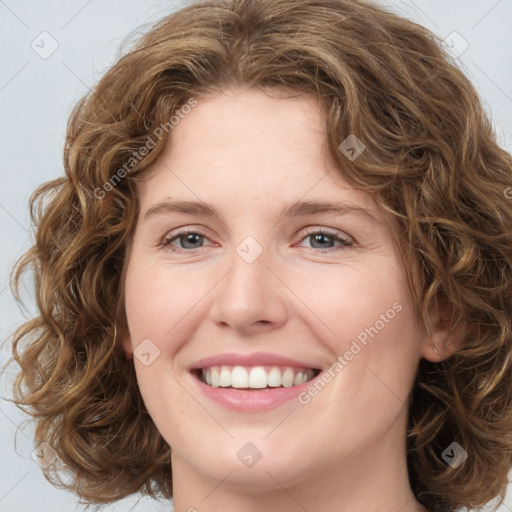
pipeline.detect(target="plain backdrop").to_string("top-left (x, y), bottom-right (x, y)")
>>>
top-left (1, 1), bottom-right (511, 511)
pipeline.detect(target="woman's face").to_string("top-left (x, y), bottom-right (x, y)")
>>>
top-left (122, 87), bottom-right (433, 497)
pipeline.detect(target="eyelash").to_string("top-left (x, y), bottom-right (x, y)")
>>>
top-left (160, 227), bottom-right (353, 254)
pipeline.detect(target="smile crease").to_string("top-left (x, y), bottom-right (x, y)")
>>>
top-left (196, 365), bottom-right (321, 389)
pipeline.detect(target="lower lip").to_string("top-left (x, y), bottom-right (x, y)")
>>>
top-left (190, 371), bottom-right (321, 412)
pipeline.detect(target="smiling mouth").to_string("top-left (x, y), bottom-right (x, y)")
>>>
top-left (192, 365), bottom-right (322, 390)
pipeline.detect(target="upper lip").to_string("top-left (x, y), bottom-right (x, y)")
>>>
top-left (189, 352), bottom-right (322, 371)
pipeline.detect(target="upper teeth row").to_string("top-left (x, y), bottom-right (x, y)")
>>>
top-left (201, 365), bottom-right (316, 388)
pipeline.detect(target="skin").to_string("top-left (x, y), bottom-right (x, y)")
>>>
top-left (121, 87), bottom-right (455, 512)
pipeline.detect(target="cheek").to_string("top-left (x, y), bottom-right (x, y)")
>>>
top-left (124, 258), bottom-right (216, 344)
top-left (294, 261), bottom-right (421, 406)
top-left (287, 260), bottom-right (415, 350)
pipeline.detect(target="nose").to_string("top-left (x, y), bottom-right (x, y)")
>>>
top-left (208, 241), bottom-right (289, 336)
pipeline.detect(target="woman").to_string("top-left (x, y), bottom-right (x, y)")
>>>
top-left (8, 0), bottom-right (512, 511)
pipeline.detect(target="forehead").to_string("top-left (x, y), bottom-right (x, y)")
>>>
top-left (154, 87), bottom-right (329, 170)
top-left (136, 87), bottom-right (397, 237)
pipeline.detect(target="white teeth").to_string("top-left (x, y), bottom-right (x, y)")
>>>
top-left (200, 365), bottom-right (316, 389)
top-left (219, 366), bottom-right (231, 387)
top-left (248, 367), bottom-right (267, 388)
top-left (267, 367), bottom-right (282, 387)
top-left (231, 366), bottom-right (248, 388)
top-left (211, 367), bottom-right (220, 387)
top-left (281, 368), bottom-right (295, 388)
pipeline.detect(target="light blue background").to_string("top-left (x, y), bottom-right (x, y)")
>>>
top-left (1, 1), bottom-right (511, 511)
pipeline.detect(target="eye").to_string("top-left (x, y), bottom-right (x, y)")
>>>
top-left (161, 229), bottom-right (211, 252)
top-left (298, 228), bottom-right (353, 252)
top-left (160, 227), bottom-right (354, 254)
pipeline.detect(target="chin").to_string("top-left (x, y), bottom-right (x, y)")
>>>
top-left (175, 435), bottom-right (312, 491)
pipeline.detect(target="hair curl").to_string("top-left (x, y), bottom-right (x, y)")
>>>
top-left (6, 0), bottom-right (512, 510)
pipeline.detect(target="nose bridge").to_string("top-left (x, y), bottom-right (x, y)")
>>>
top-left (209, 234), bottom-right (288, 332)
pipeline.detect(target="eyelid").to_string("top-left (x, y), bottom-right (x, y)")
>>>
top-left (299, 226), bottom-right (353, 243)
top-left (160, 227), bottom-right (214, 249)
top-left (296, 226), bottom-right (354, 250)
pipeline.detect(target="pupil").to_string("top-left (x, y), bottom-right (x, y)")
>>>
top-left (182, 233), bottom-right (202, 248)
top-left (312, 233), bottom-right (332, 248)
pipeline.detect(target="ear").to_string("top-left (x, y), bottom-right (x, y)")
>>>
top-left (420, 305), bottom-right (466, 362)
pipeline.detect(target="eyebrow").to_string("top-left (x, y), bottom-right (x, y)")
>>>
top-left (143, 199), bottom-right (380, 223)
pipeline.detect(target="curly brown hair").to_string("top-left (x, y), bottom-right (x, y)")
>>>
top-left (6, 0), bottom-right (512, 510)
